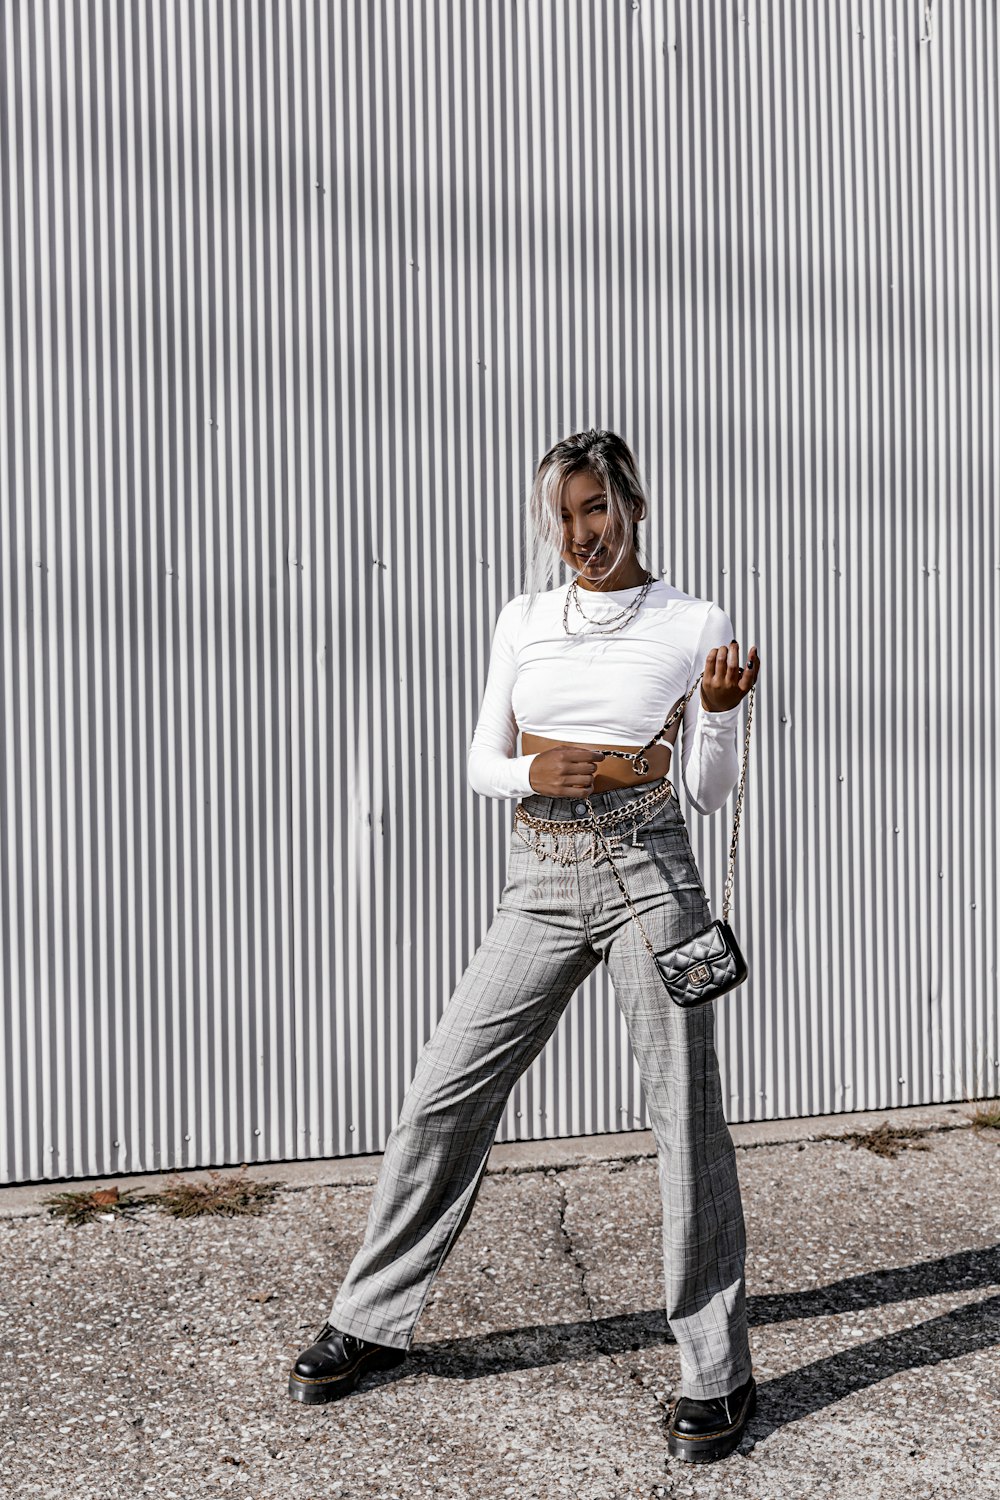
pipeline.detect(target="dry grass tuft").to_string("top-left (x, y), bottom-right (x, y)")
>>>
top-left (816, 1122), bottom-right (931, 1159)
top-left (41, 1183), bottom-right (148, 1225)
top-left (148, 1164), bottom-right (282, 1218)
top-left (967, 1103), bottom-right (1000, 1132)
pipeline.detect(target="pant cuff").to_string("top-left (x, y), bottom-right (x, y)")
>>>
top-left (681, 1352), bottom-right (754, 1402)
top-left (328, 1301), bottom-right (413, 1353)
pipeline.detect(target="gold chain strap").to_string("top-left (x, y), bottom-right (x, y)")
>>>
top-left (720, 683), bottom-right (756, 921)
top-left (587, 683), bottom-right (756, 958)
top-left (596, 679), bottom-right (695, 775)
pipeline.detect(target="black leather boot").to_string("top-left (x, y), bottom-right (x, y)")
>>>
top-left (288, 1321), bottom-right (408, 1405)
top-left (666, 1372), bottom-right (756, 1462)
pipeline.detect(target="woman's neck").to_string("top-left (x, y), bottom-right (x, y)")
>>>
top-left (575, 563), bottom-right (651, 593)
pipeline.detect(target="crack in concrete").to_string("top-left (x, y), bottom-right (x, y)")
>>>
top-left (4, 1117), bottom-right (985, 1221)
top-left (492, 1119), bottom-right (979, 1172)
top-left (554, 1175), bottom-right (672, 1423)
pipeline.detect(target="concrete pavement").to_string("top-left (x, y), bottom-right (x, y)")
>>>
top-left (0, 1099), bottom-right (997, 1498)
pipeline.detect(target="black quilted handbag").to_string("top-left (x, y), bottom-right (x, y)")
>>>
top-left (653, 914), bottom-right (748, 1006)
top-left (588, 673), bottom-right (756, 1008)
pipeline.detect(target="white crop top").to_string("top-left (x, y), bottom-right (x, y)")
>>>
top-left (467, 577), bottom-right (744, 816)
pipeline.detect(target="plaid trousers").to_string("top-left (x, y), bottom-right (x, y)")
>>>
top-left (328, 776), bottom-right (753, 1401)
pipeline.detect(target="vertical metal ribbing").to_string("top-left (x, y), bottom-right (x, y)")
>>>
top-left (0, 1), bottom-right (995, 1183)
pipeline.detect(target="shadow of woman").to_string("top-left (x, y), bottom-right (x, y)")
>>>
top-left (356, 1242), bottom-right (1000, 1436)
top-left (747, 1288), bottom-right (1000, 1441)
top-left (748, 1241), bottom-right (1000, 1328)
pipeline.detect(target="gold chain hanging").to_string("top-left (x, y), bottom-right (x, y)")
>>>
top-left (585, 683), bottom-right (756, 952)
top-left (513, 775), bottom-right (677, 865)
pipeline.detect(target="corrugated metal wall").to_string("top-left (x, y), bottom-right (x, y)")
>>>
top-left (1, 1), bottom-right (996, 1184)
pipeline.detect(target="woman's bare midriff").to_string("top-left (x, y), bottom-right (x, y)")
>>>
top-left (520, 731), bottom-right (678, 794)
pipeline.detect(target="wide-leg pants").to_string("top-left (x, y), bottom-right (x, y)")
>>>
top-left (328, 776), bottom-right (753, 1400)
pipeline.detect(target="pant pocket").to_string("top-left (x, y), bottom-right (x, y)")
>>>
top-left (499, 835), bottom-right (534, 908)
top-left (633, 821), bottom-right (706, 893)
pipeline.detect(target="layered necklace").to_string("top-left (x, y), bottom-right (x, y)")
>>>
top-left (561, 567), bottom-right (656, 635)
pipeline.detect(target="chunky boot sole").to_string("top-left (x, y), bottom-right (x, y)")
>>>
top-left (666, 1379), bottom-right (757, 1463)
top-left (288, 1343), bottom-right (407, 1405)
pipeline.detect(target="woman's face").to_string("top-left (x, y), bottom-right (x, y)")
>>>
top-left (558, 470), bottom-right (634, 582)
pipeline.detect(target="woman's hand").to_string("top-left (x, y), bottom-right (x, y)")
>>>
top-left (700, 640), bottom-right (761, 712)
top-left (527, 745), bottom-right (606, 796)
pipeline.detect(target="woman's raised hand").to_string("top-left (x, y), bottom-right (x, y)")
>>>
top-left (527, 745), bottom-right (606, 796)
top-left (700, 641), bottom-right (761, 713)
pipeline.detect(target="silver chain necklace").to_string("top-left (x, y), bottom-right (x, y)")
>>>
top-left (562, 568), bottom-right (656, 635)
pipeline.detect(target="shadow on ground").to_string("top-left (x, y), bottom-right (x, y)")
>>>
top-left (378, 1242), bottom-right (1000, 1444)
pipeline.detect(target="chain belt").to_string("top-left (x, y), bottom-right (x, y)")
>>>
top-left (512, 776), bottom-right (677, 867)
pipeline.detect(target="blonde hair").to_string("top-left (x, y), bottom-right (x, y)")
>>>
top-left (520, 429), bottom-right (660, 613)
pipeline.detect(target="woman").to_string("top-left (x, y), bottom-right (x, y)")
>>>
top-left (289, 429), bottom-right (762, 1465)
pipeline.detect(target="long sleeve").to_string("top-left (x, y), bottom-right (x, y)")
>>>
top-left (467, 602), bottom-right (540, 800)
top-left (679, 602), bottom-right (745, 816)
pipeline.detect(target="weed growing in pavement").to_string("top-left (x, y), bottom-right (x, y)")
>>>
top-left (41, 1164), bottom-right (283, 1225)
top-left (41, 1183), bottom-right (149, 1225)
top-left (148, 1164), bottom-right (282, 1218)
top-left (814, 1122), bottom-right (931, 1159)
